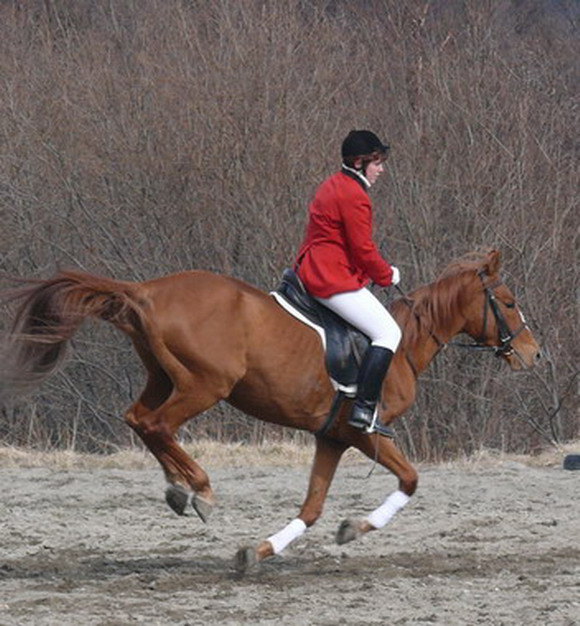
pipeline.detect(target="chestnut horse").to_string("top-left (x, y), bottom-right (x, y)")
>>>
top-left (3, 249), bottom-right (540, 571)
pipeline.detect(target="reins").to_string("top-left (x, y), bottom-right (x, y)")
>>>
top-left (394, 269), bottom-right (528, 359)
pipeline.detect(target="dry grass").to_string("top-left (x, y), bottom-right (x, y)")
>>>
top-left (0, 440), bottom-right (365, 470)
top-left (0, 440), bottom-right (577, 471)
top-left (435, 439), bottom-right (580, 470)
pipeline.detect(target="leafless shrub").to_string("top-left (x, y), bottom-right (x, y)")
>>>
top-left (0, 0), bottom-right (577, 459)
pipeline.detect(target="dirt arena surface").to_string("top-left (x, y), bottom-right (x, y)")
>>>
top-left (1, 449), bottom-right (578, 625)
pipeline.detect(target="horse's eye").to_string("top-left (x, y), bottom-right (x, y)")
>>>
top-left (505, 301), bottom-right (516, 309)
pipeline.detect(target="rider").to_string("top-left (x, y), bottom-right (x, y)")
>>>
top-left (294, 130), bottom-right (402, 431)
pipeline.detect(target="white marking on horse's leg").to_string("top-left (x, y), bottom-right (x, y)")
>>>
top-left (266, 518), bottom-right (307, 554)
top-left (366, 490), bottom-right (410, 529)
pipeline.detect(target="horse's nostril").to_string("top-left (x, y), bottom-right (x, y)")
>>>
top-left (535, 351), bottom-right (542, 361)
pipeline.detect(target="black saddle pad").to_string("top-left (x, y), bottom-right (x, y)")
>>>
top-left (275, 269), bottom-right (370, 388)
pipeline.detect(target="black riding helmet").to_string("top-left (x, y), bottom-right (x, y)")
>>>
top-left (341, 130), bottom-right (390, 170)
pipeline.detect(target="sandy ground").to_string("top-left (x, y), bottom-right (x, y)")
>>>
top-left (0, 451), bottom-right (578, 626)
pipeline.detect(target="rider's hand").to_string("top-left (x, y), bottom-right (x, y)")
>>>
top-left (391, 266), bottom-right (401, 286)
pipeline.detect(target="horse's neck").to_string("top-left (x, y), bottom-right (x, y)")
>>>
top-left (398, 281), bottom-right (467, 375)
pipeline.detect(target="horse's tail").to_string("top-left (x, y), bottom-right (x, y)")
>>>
top-left (1, 270), bottom-right (145, 398)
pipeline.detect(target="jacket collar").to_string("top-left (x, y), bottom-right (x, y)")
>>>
top-left (341, 164), bottom-right (370, 191)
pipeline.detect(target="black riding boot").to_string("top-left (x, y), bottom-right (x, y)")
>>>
top-left (349, 346), bottom-right (394, 430)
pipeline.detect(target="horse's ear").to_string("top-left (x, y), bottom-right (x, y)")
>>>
top-left (485, 249), bottom-right (502, 274)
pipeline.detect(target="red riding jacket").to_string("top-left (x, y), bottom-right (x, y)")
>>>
top-left (295, 169), bottom-right (394, 298)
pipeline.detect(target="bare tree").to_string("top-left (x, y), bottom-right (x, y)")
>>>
top-left (0, 0), bottom-right (577, 458)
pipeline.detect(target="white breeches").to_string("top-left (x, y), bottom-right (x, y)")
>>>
top-left (315, 287), bottom-right (402, 352)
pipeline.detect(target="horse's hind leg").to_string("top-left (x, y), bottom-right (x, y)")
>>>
top-left (235, 437), bottom-right (348, 573)
top-left (125, 374), bottom-right (222, 522)
top-left (335, 434), bottom-right (418, 545)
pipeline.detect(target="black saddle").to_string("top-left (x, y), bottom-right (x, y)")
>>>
top-left (275, 269), bottom-right (370, 390)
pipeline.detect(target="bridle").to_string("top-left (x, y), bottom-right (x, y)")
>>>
top-left (455, 270), bottom-right (528, 357)
top-left (396, 269), bottom-right (529, 360)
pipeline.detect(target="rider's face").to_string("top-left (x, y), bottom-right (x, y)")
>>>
top-left (365, 159), bottom-right (385, 186)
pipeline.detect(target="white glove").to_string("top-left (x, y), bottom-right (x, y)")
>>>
top-left (391, 266), bottom-right (401, 286)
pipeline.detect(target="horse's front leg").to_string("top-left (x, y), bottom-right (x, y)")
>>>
top-left (336, 433), bottom-right (418, 545)
top-left (235, 436), bottom-right (348, 573)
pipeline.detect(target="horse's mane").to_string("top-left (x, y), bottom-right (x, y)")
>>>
top-left (399, 250), bottom-right (493, 350)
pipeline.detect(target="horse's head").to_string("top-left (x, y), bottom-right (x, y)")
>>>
top-left (458, 250), bottom-right (541, 370)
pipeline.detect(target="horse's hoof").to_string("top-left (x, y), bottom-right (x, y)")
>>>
top-left (165, 484), bottom-right (191, 516)
top-left (336, 519), bottom-right (359, 545)
top-left (234, 546), bottom-right (257, 574)
top-left (192, 494), bottom-right (213, 523)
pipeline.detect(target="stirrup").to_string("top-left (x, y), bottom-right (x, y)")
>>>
top-left (367, 422), bottom-right (396, 438)
top-left (365, 409), bottom-right (396, 438)
top-left (350, 406), bottom-right (396, 439)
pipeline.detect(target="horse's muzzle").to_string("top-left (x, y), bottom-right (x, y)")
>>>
top-left (505, 345), bottom-right (541, 371)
